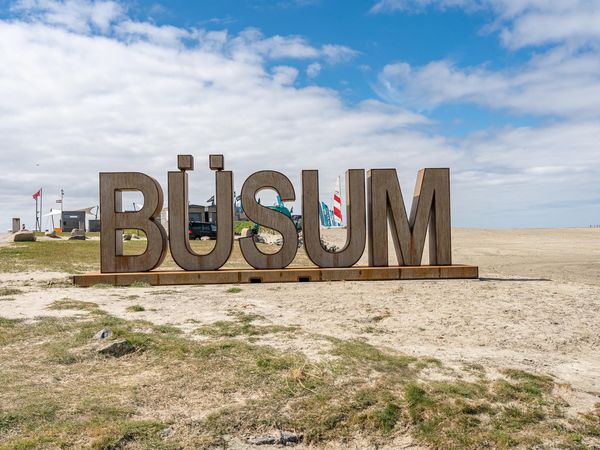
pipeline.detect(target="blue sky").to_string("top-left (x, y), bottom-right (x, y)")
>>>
top-left (1, 0), bottom-right (599, 229)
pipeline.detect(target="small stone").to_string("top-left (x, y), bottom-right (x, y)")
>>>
top-left (278, 431), bottom-right (301, 445)
top-left (123, 234), bottom-right (132, 241)
top-left (248, 435), bottom-right (276, 445)
top-left (98, 339), bottom-right (135, 357)
top-left (160, 426), bottom-right (174, 438)
top-left (93, 328), bottom-right (112, 339)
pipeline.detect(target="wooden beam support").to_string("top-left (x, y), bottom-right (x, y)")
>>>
top-left (73, 265), bottom-right (478, 286)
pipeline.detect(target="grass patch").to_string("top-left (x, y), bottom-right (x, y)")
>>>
top-left (0, 287), bottom-right (23, 297)
top-left (47, 299), bottom-right (100, 312)
top-left (196, 312), bottom-right (296, 337)
top-left (0, 237), bottom-right (315, 273)
top-left (126, 304), bottom-right (146, 312)
top-left (0, 313), bottom-right (599, 448)
top-left (233, 220), bottom-right (253, 235)
top-left (226, 287), bottom-right (242, 294)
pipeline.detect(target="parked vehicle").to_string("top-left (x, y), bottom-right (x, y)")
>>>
top-left (188, 221), bottom-right (217, 240)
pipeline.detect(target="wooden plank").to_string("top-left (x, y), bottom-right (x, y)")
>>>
top-left (73, 265), bottom-right (478, 286)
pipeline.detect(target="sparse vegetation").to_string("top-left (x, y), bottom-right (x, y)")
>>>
top-left (0, 287), bottom-right (22, 297)
top-left (0, 308), bottom-right (599, 449)
top-left (233, 220), bottom-right (253, 235)
top-left (226, 287), bottom-right (242, 294)
top-left (0, 237), bottom-right (314, 273)
top-left (47, 299), bottom-right (100, 312)
top-left (196, 312), bottom-right (296, 337)
top-left (126, 304), bottom-right (146, 312)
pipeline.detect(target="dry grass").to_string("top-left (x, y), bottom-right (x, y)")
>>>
top-left (0, 239), bottom-right (315, 273)
top-left (1, 306), bottom-right (599, 449)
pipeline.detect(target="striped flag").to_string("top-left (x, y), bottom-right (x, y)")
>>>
top-left (333, 176), bottom-right (342, 226)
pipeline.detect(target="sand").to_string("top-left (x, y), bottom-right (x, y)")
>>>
top-left (1, 227), bottom-right (599, 415)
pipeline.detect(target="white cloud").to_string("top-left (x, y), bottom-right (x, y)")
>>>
top-left (12, 0), bottom-right (123, 33)
top-left (271, 65), bottom-right (299, 85)
top-left (306, 62), bottom-right (321, 78)
top-left (378, 48), bottom-right (600, 118)
top-left (371, 0), bottom-right (600, 49)
top-left (0, 8), bottom-right (442, 231)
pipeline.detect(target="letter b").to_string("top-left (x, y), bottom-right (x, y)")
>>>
top-left (99, 173), bottom-right (167, 273)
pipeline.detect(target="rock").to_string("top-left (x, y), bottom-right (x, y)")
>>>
top-left (254, 234), bottom-right (266, 244)
top-left (200, 236), bottom-right (210, 241)
top-left (160, 426), bottom-right (174, 438)
top-left (248, 431), bottom-right (301, 446)
top-left (123, 234), bottom-right (132, 241)
top-left (93, 328), bottom-right (112, 339)
top-left (98, 339), bottom-right (135, 357)
top-left (248, 436), bottom-right (276, 445)
top-left (278, 431), bottom-right (301, 445)
top-left (45, 230), bottom-right (58, 238)
top-left (13, 231), bottom-right (36, 242)
top-left (69, 229), bottom-right (86, 240)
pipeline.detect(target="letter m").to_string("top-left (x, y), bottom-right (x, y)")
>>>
top-left (367, 168), bottom-right (451, 266)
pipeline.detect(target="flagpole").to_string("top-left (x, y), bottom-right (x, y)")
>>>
top-left (35, 196), bottom-right (39, 232)
top-left (40, 188), bottom-right (43, 232)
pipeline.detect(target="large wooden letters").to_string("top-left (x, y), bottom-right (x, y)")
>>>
top-left (168, 155), bottom-right (233, 270)
top-left (302, 169), bottom-right (366, 268)
top-left (239, 171), bottom-right (299, 269)
top-left (368, 168), bottom-right (451, 266)
top-left (97, 158), bottom-right (456, 277)
top-left (99, 172), bottom-right (167, 272)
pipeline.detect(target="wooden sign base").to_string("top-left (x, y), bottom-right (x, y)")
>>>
top-left (72, 265), bottom-right (478, 287)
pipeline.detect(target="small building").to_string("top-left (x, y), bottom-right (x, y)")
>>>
top-left (88, 219), bottom-right (101, 232)
top-left (189, 204), bottom-right (206, 222)
top-left (61, 211), bottom-right (86, 232)
top-left (205, 204), bottom-right (217, 223)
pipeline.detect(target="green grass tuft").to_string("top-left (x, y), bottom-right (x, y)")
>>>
top-left (126, 304), bottom-right (146, 312)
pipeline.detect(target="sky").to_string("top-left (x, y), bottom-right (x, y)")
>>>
top-left (1, 0), bottom-right (599, 230)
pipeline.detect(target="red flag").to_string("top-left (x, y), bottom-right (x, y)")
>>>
top-left (32, 189), bottom-right (41, 200)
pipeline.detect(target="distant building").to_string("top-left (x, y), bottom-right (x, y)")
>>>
top-left (61, 210), bottom-right (86, 232)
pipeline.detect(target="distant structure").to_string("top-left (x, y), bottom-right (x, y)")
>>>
top-left (11, 218), bottom-right (20, 233)
top-left (61, 210), bottom-right (86, 232)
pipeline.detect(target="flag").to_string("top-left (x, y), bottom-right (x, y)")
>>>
top-left (206, 195), bottom-right (215, 204)
top-left (32, 189), bottom-right (41, 200)
top-left (333, 176), bottom-right (342, 226)
top-left (320, 202), bottom-right (331, 227)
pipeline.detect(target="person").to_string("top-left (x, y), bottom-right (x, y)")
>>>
top-left (21, 224), bottom-right (26, 231)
